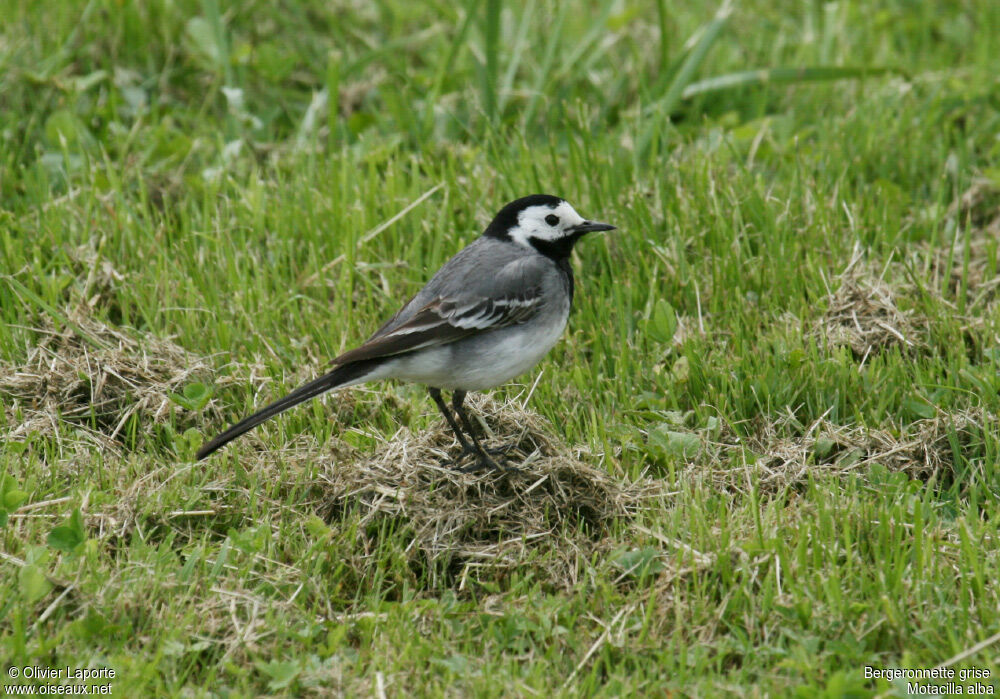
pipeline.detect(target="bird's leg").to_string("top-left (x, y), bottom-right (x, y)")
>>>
top-left (451, 390), bottom-right (486, 455)
top-left (448, 391), bottom-right (518, 456)
top-left (451, 391), bottom-right (511, 472)
top-left (428, 387), bottom-right (475, 454)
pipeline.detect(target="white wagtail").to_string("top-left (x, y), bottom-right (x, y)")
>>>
top-left (196, 194), bottom-right (616, 469)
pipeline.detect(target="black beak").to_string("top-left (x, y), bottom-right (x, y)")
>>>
top-left (568, 220), bottom-right (617, 234)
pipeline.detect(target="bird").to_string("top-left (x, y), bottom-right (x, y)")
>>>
top-left (196, 194), bottom-right (616, 470)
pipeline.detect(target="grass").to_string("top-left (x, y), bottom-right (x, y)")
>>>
top-left (2, 0), bottom-right (1000, 694)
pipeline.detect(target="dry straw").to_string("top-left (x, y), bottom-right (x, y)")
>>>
top-left (695, 408), bottom-right (990, 496)
top-left (813, 249), bottom-right (926, 358)
top-left (315, 393), bottom-right (663, 590)
top-left (1, 315), bottom-right (211, 453)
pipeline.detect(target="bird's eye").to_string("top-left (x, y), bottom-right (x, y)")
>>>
top-left (545, 214), bottom-right (559, 226)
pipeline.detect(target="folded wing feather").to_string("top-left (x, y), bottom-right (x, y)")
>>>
top-left (332, 290), bottom-right (542, 366)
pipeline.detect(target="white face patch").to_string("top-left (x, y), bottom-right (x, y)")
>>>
top-left (508, 200), bottom-right (587, 249)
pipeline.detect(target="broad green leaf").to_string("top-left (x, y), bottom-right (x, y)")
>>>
top-left (70, 69), bottom-right (108, 93)
top-left (610, 547), bottom-right (666, 577)
top-left (184, 382), bottom-right (211, 406)
top-left (184, 17), bottom-right (223, 71)
top-left (48, 508), bottom-right (86, 553)
top-left (255, 660), bottom-right (301, 691)
top-left (3, 488), bottom-right (28, 510)
top-left (169, 382), bottom-right (213, 411)
top-left (648, 425), bottom-right (701, 459)
top-left (19, 564), bottom-right (52, 603)
top-left (671, 356), bottom-right (690, 383)
top-left (304, 515), bottom-right (332, 539)
top-left (5, 441), bottom-right (28, 455)
top-left (48, 525), bottom-right (85, 552)
top-left (903, 398), bottom-right (936, 420)
top-left (430, 654), bottom-right (472, 674)
top-left (815, 437), bottom-right (837, 459)
top-left (648, 298), bottom-right (678, 344)
top-left (44, 109), bottom-right (92, 150)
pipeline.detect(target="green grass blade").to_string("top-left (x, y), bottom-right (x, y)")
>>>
top-left (655, 0), bottom-right (670, 72)
top-left (646, 0), bottom-right (733, 118)
top-left (552, 0), bottom-right (618, 81)
top-left (422, 2), bottom-right (477, 134)
top-left (498, 0), bottom-right (536, 116)
top-left (482, 0), bottom-right (502, 123)
top-left (681, 65), bottom-right (902, 99)
top-left (637, 0), bottom-right (733, 158)
top-left (521, 2), bottom-right (569, 128)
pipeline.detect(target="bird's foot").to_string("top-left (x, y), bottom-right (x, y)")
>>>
top-left (460, 441), bottom-right (518, 458)
top-left (435, 450), bottom-right (508, 473)
top-left (455, 452), bottom-right (519, 474)
top-left (448, 445), bottom-right (521, 473)
top-left (483, 442), bottom-right (520, 457)
top-left (435, 440), bottom-right (520, 473)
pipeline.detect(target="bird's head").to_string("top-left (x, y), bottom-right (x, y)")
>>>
top-left (484, 194), bottom-right (616, 258)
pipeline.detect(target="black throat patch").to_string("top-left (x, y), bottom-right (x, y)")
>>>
top-left (528, 234), bottom-right (585, 303)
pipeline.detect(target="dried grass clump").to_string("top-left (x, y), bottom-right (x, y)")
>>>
top-left (813, 255), bottom-right (925, 358)
top-left (951, 177), bottom-right (1000, 233)
top-left (921, 178), bottom-right (1000, 307)
top-left (316, 394), bottom-right (660, 590)
top-left (64, 241), bottom-right (129, 313)
top-left (706, 409), bottom-right (990, 495)
top-left (0, 315), bottom-right (209, 451)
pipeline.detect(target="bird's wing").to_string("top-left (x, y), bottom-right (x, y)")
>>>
top-left (332, 288), bottom-right (542, 365)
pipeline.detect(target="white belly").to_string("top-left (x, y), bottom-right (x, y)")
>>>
top-left (381, 309), bottom-right (570, 391)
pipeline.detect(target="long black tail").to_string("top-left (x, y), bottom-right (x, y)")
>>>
top-left (195, 359), bottom-right (381, 460)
